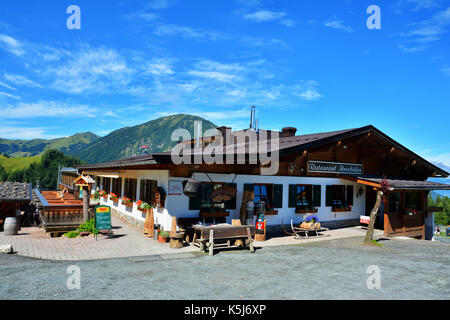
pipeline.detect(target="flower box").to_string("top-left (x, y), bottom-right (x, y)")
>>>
top-left (122, 202), bottom-right (133, 208)
top-left (295, 208), bottom-right (318, 214)
top-left (253, 210), bottom-right (278, 216)
top-left (332, 207), bottom-right (351, 212)
top-left (199, 211), bottom-right (230, 218)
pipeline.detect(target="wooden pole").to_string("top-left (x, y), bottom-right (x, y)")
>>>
top-left (82, 186), bottom-right (89, 222)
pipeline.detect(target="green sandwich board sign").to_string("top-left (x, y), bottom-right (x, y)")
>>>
top-left (95, 205), bottom-right (112, 240)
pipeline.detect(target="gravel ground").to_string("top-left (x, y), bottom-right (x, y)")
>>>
top-left (0, 236), bottom-right (449, 300)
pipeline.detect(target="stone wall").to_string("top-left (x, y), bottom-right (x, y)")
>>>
top-left (112, 209), bottom-right (145, 231)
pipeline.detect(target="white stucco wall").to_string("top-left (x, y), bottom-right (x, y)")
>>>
top-left (99, 170), bottom-right (366, 230)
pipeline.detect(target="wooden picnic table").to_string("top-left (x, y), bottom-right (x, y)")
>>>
top-left (192, 224), bottom-right (256, 256)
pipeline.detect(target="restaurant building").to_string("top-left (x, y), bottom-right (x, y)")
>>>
top-left (74, 113), bottom-right (450, 240)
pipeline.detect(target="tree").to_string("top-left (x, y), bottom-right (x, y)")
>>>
top-left (364, 176), bottom-right (390, 245)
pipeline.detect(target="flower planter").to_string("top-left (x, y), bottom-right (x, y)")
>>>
top-left (122, 202), bottom-right (133, 208)
top-left (110, 197), bottom-right (119, 202)
top-left (332, 207), bottom-right (351, 212)
top-left (158, 235), bottom-right (168, 243)
top-left (199, 211), bottom-right (230, 218)
top-left (253, 210), bottom-right (278, 216)
top-left (295, 208), bottom-right (318, 214)
top-left (300, 222), bottom-right (321, 230)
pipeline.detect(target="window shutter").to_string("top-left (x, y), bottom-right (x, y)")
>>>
top-left (273, 184), bottom-right (283, 208)
top-left (244, 183), bottom-right (254, 192)
top-left (124, 178), bottom-right (129, 197)
top-left (188, 185), bottom-right (202, 210)
top-left (347, 185), bottom-right (354, 206)
top-left (326, 185), bottom-right (334, 207)
top-left (140, 179), bottom-right (145, 201)
top-left (312, 185), bottom-right (321, 207)
top-left (224, 183), bottom-right (237, 210)
top-left (288, 185), bottom-right (297, 208)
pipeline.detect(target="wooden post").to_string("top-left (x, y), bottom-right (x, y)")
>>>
top-left (209, 230), bottom-right (214, 256)
top-left (82, 186), bottom-right (89, 222)
top-left (247, 227), bottom-right (254, 253)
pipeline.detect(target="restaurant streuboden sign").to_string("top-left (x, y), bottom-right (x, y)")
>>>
top-left (307, 160), bottom-right (363, 175)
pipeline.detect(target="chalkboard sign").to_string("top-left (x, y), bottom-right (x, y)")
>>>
top-left (95, 205), bottom-right (112, 239)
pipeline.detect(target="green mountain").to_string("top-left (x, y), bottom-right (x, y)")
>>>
top-left (73, 114), bottom-right (217, 164)
top-left (0, 132), bottom-right (99, 157)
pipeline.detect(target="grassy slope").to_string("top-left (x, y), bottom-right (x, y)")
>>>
top-left (0, 132), bottom-right (99, 157)
top-left (0, 154), bottom-right (42, 171)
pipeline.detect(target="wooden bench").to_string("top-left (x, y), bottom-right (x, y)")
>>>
top-left (192, 224), bottom-right (256, 256)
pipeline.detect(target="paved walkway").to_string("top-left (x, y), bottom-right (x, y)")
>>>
top-left (0, 216), bottom-right (197, 261)
top-left (0, 217), bottom-right (384, 261)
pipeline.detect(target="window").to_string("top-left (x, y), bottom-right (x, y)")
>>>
top-left (201, 182), bottom-right (225, 209)
top-left (389, 192), bottom-right (401, 212)
top-left (189, 182), bottom-right (237, 211)
top-left (247, 183), bottom-right (283, 213)
top-left (254, 184), bottom-right (273, 207)
top-left (140, 179), bottom-right (157, 204)
top-left (103, 177), bottom-right (111, 193)
top-left (326, 185), bottom-right (353, 209)
top-left (405, 191), bottom-right (422, 210)
top-left (111, 178), bottom-right (122, 196)
top-left (288, 185), bottom-right (321, 209)
top-left (124, 178), bottom-right (137, 201)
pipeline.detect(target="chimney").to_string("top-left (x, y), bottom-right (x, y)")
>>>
top-left (249, 106), bottom-right (256, 130)
top-left (281, 127), bottom-right (297, 137)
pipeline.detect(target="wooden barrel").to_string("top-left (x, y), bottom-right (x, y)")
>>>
top-left (4, 217), bottom-right (18, 236)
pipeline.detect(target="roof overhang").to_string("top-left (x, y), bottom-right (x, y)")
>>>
top-left (81, 171), bottom-right (120, 178)
top-left (342, 175), bottom-right (450, 191)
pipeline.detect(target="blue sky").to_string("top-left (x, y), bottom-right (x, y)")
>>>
top-left (0, 0), bottom-right (449, 168)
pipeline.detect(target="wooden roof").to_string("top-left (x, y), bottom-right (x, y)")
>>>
top-left (0, 182), bottom-right (32, 202)
top-left (76, 125), bottom-right (449, 178)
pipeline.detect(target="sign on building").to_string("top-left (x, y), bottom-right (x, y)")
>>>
top-left (308, 160), bottom-right (363, 175)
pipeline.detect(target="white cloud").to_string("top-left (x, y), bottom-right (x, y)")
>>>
top-left (0, 80), bottom-right (15, 90)
top-left (0, 101), bottom-right (98, 119)
top-left (0, 34), bottom-right (25, 56)
top-left (147, 0), bottom-right (174, 10)
top-left (46, 46), bottom-right (132, 94)
top-left (0, 126), bottom-right (60, 140)
top-left (244, 10), bottom-right (287, 22)
top-left (3, 73), bottom-right (42, 88)
top-left (324, 20), bottom-right (353, 33)
top-left (442, 67), bottom-right (450, 75)
top-left (145, 59), bottom-right (175, 76)
top-left (397, 44), bottom-right (428, 52)
top-left (243, 10), bottom-right (295, 27)
top-left (0, 91), bottom-right (20, 100)
top-left (294, 81), bottom-right (323, 101)
top-left (154, 24), bottom-right (228, 41)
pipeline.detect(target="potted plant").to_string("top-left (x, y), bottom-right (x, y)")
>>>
top-left (136, 200), bottom-right (154, 211)
top-left (332, 204), bottom-right (352, 212)
top-left (99, 190), bottom-right (108, 199)
top-left (158, 230), bottom-right (170, 243)
top-left (109, 192), bottom-right (119, 202)
top-left (90, 191), bottom-right (100, 205)
top-left (300, 214), bottom-right (320, 229)
top-left (121, 196), bottom-right (133, 208)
